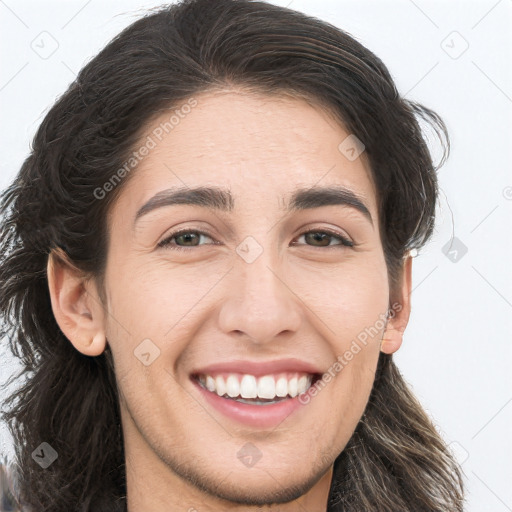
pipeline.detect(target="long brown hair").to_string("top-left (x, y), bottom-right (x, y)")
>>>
top-left (0, 1), bottom-right (464, 510)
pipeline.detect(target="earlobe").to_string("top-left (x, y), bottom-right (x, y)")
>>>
top-left (380, 324), bottom-right (406, 354)
top-left (381, 255), bottom-right (413, 355)
top-left (89, 331), bottom-right (108, 355)
top-left (47, 248), bottom-right (107, 356)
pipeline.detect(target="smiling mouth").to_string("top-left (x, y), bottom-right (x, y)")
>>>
top-left (192, 372), bottom-right (320, 405)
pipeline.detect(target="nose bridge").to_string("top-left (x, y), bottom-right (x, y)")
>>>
top-left (239, 244), bottom-right (283, 308)
top-left (217, 235), bottom-right (302, 343)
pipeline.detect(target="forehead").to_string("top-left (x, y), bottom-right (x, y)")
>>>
top-left (112, 89), bottom-right (378, 219)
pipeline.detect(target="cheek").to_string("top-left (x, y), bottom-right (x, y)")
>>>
top-left (104, 257), bottom-right (195, 337)
top-left (294, 254), bottom-right (388, 421)
top-left (291, 252), bottom-right (390, 337)
top-left (102, 259), bottom-right (225, 390)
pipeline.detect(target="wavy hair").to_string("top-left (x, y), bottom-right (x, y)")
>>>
top-left (0, 0), bottom-right (464, 510)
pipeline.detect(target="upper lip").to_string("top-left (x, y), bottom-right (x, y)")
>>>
top-left (190, 358), bottom-right (323, 377)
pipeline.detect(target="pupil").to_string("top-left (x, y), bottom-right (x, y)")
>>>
top-left (307, 232), bottom-right (329, 246)
top-left (179, 233), bottom-right (198, 246)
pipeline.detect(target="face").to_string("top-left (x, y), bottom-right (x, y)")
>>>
top-left (90, 90), bottom-right (396, 507)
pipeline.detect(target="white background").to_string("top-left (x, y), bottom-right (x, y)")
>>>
top-left (1, 1), bottom-right (511, 510)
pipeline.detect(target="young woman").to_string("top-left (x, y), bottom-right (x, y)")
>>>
top-left (0, 0), bottom-right (465, 510)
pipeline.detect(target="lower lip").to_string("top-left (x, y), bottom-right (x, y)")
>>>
top-left (192, 379), bottom-right (305, 428)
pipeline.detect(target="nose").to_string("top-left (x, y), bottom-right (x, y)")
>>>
top-left (217, 247), bottom-right (303, 345)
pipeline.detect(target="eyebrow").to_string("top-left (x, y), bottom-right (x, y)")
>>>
top-left (133, 185), bottom-right (373, 226)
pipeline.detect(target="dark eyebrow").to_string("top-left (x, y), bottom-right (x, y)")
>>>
top-left (134, 186), bottom-right (234, 225)
top-left (133, 185), bottom-right (373, 226)
top-left (287, 186), bottom-right (373, 225)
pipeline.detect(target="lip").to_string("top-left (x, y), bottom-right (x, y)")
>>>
top-left (190, 358), bottom-right (322, 428)
top-left (192, 378), bottom-right (309, 428)
top-left (190, 358), bottom-right (323, 378)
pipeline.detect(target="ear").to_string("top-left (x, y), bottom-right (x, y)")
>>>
top-left (47, 247), bottom-right (107, 356)
top-left (380, 255), bottom-right (413, 354)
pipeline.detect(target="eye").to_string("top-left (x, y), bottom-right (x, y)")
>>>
top-left (293, 229), bottom-right (354, 248)
top-left (157, 228), bottom-right (354, 252)
top-left (157, 229), bottom-right (216, 251)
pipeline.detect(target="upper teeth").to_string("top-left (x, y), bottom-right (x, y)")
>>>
top-left (198, 373), bottom-right (313, 400)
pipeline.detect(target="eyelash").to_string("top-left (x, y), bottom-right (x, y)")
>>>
top-left (157, 228), bottom-right (354, 251)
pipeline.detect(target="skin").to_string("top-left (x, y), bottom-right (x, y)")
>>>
top-left (47, 89), bottom-right (412, 512)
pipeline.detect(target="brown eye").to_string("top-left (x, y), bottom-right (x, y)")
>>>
top-left (175, 232), bottom-right (200, 246)
top-left (158, 230), bottom-right (215, 250)
top-left (296, 230), bottom-right (354, 248)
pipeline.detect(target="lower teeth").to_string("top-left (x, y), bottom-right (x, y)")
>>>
top-left (228, 396), bottom-right (288, 405)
